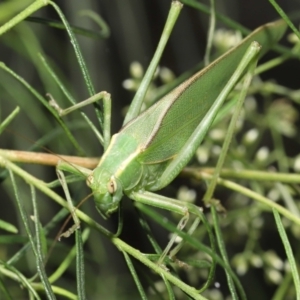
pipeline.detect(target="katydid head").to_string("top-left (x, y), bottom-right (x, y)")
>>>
top-left (87, 170), bottom-right (123, 219)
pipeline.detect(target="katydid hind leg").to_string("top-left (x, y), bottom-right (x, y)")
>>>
top-left (203, 49), bottom-right (259, 205)
top-left (151, 44), bottom-right (260, 264)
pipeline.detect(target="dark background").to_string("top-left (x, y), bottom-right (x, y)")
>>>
top-left (0, 0), bottom-right (299, 299)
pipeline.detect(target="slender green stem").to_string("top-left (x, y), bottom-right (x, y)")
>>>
top-left (122, 251), bottom-right (148, 300)
top-left (180, 0), bottom-right (248, 34)
top-left (49, 1), bottom-right (104, 132)
top-left (269, 0), bottom-right (300, 41)
top-left (161, 273), bottom-right (175, 300)
top-left (75, 229), bottom-right (86, 300)
top-left (31, 283), bottom-right (77, 299)
top-left (0, 0), bottom-right (49, 36)
top-left (0, 106), bottom-right (20, 135)
top-left (0, 62), bottom-right (85, 155)
top-left (7, 208), bottom-right (70, 266)
top-left (124, 1), bottom-right (183, 124)
top-left (48, 229), bottom-right (89, 284)
top-left (183, 167), bottom-right (300, 184)
top-left (0, 154), bottom-right (112, 237)
top-left (0, 263), bottom-right (41, 298)
top-left (78, 10), bottom-right (110, 38)
top-left (272, 273), bottom-right (293, 300)
top-left (48, 1), bottom-right (94, 97)
top-left (8, 171), bottom-right (37, 258)
top-left (181, 0), bottom-right (294, 61)
top-left (136, 213), bottom-right (163, 254)
top-left (273, 209), bottom-right (300, 299)
top-left (112, 238), bottom-right (207, 300)
top-left (204, 0), bottom-right (216, 66)
top-left (211, 207), bottom-right (238, 300)
top-left (26, 15), bottom-right (109, 39)
top-left (31, 185), bottom-right (56, 299)
top-left (276, 182), bottom-right (300, 217)
top-left (136, 203), bottom-right (246, 299)
top-left (255, 45), bottom-right (299, 75)
top-left (201, 173), bottom-right (300, 226)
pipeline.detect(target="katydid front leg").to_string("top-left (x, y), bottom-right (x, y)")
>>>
top-left (48, 91), bottom-right (112, 150)
top-left (55, 160), bottom-right (127, 238)
top-left (130, 191), bottom-right (208, 265)
top-left (47, 91), bottom-right (110, 231)
top-left (54, 160), bottom-right (92, 239)
top-left (56, 167), bottom-right (81, 239)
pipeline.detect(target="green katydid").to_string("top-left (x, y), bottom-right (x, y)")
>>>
top-left (50, 13), bottom-right (287, 250)
top-left (90, 27), bottom-right (284, 207)
top-left (0, 1), bottom-right (295, 298)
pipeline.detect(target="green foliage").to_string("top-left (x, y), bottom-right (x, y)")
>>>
top-left (0, 0), bottom-right (300, 299)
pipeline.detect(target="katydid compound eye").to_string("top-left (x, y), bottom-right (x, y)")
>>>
top-left (107, 177), bottom-right (117, 194)
top-left (86, 174), bottom-right (94, 187)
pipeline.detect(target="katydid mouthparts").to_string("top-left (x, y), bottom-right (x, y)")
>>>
top-left (85, 19), bottom-right (287, 218)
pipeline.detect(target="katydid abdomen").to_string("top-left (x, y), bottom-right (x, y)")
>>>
top-left (87, 20), bottom-right (287, 218)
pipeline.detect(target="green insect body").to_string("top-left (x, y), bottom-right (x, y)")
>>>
top-left (87, 20), bottom-right (287, 218)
